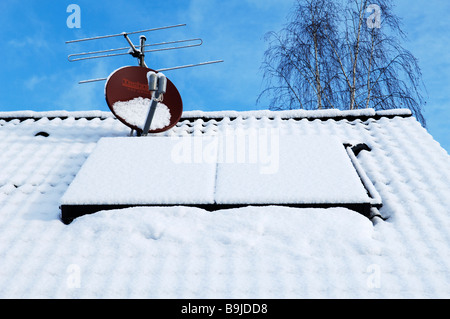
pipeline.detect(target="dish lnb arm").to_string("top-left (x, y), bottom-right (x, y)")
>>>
top-left (142, 72), bottom-right (167, 136)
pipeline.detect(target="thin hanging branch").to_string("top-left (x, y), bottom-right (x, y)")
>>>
top-left (259, 0), bottom-right (426, 126)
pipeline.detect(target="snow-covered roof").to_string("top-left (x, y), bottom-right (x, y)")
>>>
top-left (0, 108), bottom-right (449, 298)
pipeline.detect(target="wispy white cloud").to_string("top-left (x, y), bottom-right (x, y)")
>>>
top-left (53, 59), bottom-right (112, 111)
top-left (8, 36), bottom-right (50, 50)
top-left (25, 75), bottom-right (49, 90)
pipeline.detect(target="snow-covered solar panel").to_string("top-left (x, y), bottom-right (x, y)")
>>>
top-left (61, 134), bottom-right (375, 223)
top-left (61, 137), bottom-right (218, 206)
top-left (214, 134), bottom-right (371, 205)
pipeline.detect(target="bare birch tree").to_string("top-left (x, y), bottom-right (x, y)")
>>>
top-left (260, 0), bottom-right (426, 125)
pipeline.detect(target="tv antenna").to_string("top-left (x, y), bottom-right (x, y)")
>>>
top-left (66, 23), bottom-right (224, 135)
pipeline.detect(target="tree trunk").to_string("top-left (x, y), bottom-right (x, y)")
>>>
top-left (314, 32), bottom-right (323, 109)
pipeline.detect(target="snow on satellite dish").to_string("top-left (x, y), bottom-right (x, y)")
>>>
top-left (112, 98), bottom-right (170, 131)
top-left (66, 24), bottom-right (224, 135)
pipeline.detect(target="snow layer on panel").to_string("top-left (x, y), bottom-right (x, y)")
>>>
top-left (60, 136), bottom-right (218, 205)
top-left (214, 133), bottom-right (371, 204)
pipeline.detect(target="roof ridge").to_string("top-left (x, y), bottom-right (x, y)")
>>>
top-left (0, 110), bottom-right (114, 120)
top-left (181, 108), bottom-right (412, 120)
top-left (0, 108), bottom-right (412, 122)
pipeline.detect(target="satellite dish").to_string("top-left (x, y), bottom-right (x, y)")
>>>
top-left (66, 24), bottom-right (223, 135)
top-left (105, 66), bottom-right (182, 134)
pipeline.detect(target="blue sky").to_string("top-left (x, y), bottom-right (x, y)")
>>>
top-left (0, 0), bottom-right (448, 152)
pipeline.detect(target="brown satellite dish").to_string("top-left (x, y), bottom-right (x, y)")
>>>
top-left (105, 66), bottom-right (183, 134)
top-left (66, 25), bottom-right (223, 135)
